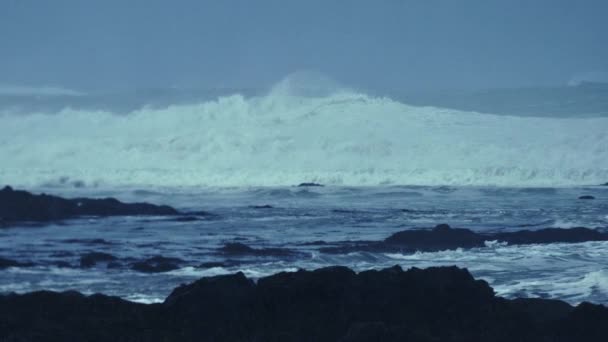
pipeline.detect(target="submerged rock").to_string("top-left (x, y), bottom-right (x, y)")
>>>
top-left (297, 182), bottom-right (324, 187)
top-left (0, 257), bottom-right (33, 269)
top-left (579, 195), bottom-right (596, 200)
top-left (0, 186), bottom-right (182, 225)
top-left (249, 204), bottom-right (274, 209)
top-left (1, 266), bottom-right (607, 341)
top-left (218, 242), bottom-right (300, 257)
top-left (79, 252), bottom-right (118, 268)
top-left (131, 256), bottom-right (184, 273)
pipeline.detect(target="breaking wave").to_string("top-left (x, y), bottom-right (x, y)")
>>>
top-left (1, 81), bottom-right (607, 188)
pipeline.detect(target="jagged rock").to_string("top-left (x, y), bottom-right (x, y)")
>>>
top-left (0, 186), bottom-right (181, 224)
top-left (1, 266), bottom-right (607, 341)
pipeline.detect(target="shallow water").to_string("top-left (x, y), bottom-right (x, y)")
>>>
top-left (1, 185), bottom-right (607, 304)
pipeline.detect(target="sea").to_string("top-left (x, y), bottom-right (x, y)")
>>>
top-left (1, 76), bottom-right (607, 305)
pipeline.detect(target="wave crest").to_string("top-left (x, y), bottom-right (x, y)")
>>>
top-left (1, 88), bottom-right (607, 187)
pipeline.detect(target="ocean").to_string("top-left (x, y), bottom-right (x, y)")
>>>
top-left (1, 79), bottom-right (607, 305)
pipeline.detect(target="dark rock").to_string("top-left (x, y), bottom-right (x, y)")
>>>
top-left (385, 223), bottom-right (485, 251)
top-left (50, 251), bottom-right (74, 258)
top-left (1, 266), bottom-right (608, 341)
top-left (579, 195), bottom-right (595, 200)
top-left (321, 224), bottom-right (608, 254)
top-left (218, 242), bottom-right (300, 257)
top-left (298, 240), bottom-right (329, 246)
top-left (131, 256), bottom-right (184, 273)
top-left (0, 186), bottom-right (181, 224)
top-left (198, 260), bottom-right (242, 269)
top-left (297, 182), bottom-right (324, 187)
top-left (493, 227), bottom-right (608, 245)
top-left (0, 257), bottom-right (33, 269)
top-left (52, 261), bottom-right (73, 268)
top-left (249, 204), bottom-right (274, 209)
top-left (62, 238), bottom-right (115, 245)
top-left (79, 252), bottom-right (118, 268)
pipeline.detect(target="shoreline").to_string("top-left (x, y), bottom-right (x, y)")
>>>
top-left (1, 265), bottom-right (607, 341)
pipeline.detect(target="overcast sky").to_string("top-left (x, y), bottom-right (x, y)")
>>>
top-left (1, 0), bottom-right (607, 92)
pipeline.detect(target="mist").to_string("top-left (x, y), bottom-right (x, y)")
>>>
top-left (1, 0), bottom-right (607, 93)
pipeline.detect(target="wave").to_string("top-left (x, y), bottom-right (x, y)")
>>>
top-left (1, 83), bottom-right (607, 188)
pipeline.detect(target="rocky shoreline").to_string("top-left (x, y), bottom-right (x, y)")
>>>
top-left (0, 186), bottom-right (207, 226)
top-left (1, 265), bottom-right (607, 341)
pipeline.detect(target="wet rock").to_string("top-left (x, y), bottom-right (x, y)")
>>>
top-left (297, 182), bottom-right (324, 187)
top-left (131, 256), bottom-right (184, 273)
top-left (579, 195), bottom-right (595, 200)
top-left (198, 260), bottom-right (242, 269)
top-left (298, 240), bottom-right (329, 246)
top-left (384, 223), bottom-right (485, 251)
top-left (493, 227), bottom-right (608, 245)
top-left (1, 266), bottom-right (607, 341)
top-left (0, 257), bottom-right (33, 269)
top-left (321, 224), bottom-right (608, 254)
top-left (218, 242), bottom-right (300, 257)
top-left (52, 261), bottom-right (73, 268)
top-left (79, 252), bottom-right (118, 268)
top-left (249, 204), bottom-right (274, 209)
top-left (62, 238), bottom-right (115, 245)
top-left (0, 186), bottom-right (181, 224)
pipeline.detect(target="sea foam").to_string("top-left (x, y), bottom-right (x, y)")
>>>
top-left (1, 83), bottom-right (607, 188)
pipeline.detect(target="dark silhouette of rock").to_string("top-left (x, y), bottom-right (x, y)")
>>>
top-left (79, 252), bottom-right (118, 268)
top-left (249, 204), bottom-right (274, 209)
top-left (1, 266), bottom-right (607, 341)
top-left (0, 186), bottom-right (180, 225)
top-left (131, 256), bottom-right (184, 273)
top-left (493, 227), bottom-right (608, 245)
top-left (297, 182), bottom-right (324, 187)
top-left (0, 257), bottom-right (33, 269)
top-left (62, 238), bottom-right (115, 245)
top-left (218, 242), bottom-right (300, 257)
top-left (198, 260), bottom-right (242, 269)
top-left (321, 224), bottom-right (608, 254)
top-left (385, 223), bottom-right (485, 251)
top-left (579, 195), bottom-right (595, 200)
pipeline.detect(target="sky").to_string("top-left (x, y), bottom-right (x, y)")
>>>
top-left (1, 0), bottom-right (607, 92)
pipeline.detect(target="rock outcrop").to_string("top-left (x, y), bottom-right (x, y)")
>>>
top-left (0, 266), bottom-right (607, 341)
top-left (0, 186), bottom-right (182, 225)
top-left (321, 224), bottom-right (608, 254)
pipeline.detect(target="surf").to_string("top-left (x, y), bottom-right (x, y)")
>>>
top-left (1, 79), bottom-right (607, 188)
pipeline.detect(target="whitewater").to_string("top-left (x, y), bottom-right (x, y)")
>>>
top-left (1, 84), bottom-right (608, 188)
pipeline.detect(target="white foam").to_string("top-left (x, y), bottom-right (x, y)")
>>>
top-left (2, 81), bottom-right (607, 187)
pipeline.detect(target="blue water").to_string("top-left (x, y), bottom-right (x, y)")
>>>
top-left (1, 185), bottom-right (607, 304)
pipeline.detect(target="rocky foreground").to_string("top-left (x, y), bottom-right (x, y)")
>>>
top-left (1, 266), bottom-right (607, 342)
